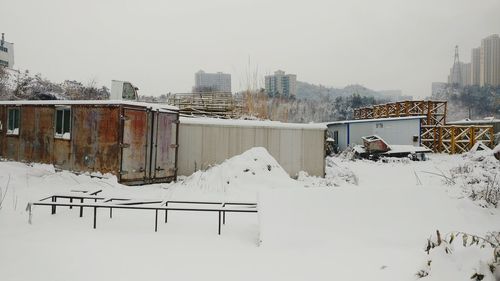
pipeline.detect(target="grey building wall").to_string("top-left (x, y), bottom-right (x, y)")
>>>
top-left (194, 70), bottom-right (231, 92)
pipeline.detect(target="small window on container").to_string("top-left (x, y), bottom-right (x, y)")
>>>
top-left (55, 107), bottom-right (71, 140)
top-left (7, 108), bottom-right (20, 135)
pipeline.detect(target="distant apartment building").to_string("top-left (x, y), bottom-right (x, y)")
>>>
top-left (193, 70), bottom-right (231, 92)
top-left (265, 70), bottom-right (297, 98)
top-left (480, 34), bottom-right (500, 87)
top-left (0, 33), bottom-right (14, 68)
top-left (463, 62), bottom-right (471, 86)
top-left (471, 47), bottom-right (481, 85)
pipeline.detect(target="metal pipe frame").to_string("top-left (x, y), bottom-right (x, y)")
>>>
top-left (31, 194), bottom-right (257, 235)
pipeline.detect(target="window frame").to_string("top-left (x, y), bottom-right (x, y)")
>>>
top-left (6, 107), bottom-right (20, 136)
top-left (54, 106), bottom-right (71, 140)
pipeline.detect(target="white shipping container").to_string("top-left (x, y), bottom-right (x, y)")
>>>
top-left (177, 118), bottom-right (326, 177)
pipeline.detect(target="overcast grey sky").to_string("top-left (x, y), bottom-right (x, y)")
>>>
top-left (1, 0), bottom-right (499, 97)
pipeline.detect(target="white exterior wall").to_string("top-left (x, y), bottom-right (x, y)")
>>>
top-left (326, 124), bottom-right (348, 150)
top-left (0, 41), bottom-right (14, 67)
top-left (178, 122), bottom-right (326, 177)
top-left (328, 118), bottom-right (421, 150)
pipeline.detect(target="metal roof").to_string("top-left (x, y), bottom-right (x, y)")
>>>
top-left (0, 100), bottom-right (179, 112)
top-left (325, 115), bottom-right (426, 125)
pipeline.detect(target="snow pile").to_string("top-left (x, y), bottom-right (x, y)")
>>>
top-left (449, 149), bottom-right (500, 208)
top-left (170, 147), bottom-right (300, 200)
top-left (297, 157), bottom-right (358, 187)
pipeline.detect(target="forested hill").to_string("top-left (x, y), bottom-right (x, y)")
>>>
top-left (431, 84), bottom-right (500, 121)
top-left (296, 81), bottom-right (411, 101)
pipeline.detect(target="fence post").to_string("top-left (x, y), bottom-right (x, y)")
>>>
top-left (438, 126), bottom-right (443, 153)
top-left (51, 196), bottom-right (56, 214)
top-left (450, 126), bottom-right (456, 154)
top-left (469, 126), bottom-right (475, 150)
top-left (218, 211), bottom-right (221, 235)
top-left (165, 202), bottom-right (168, 223)
top-left (80, 198), bottom-right (84, 217)
top-left (155, 209), bottom-right (158, 232)
top-left (93, 207), bottom-right (97, 229)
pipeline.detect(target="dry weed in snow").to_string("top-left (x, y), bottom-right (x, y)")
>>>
top-left (417, 230), bottom-right (500, 281)
top-left (449, 150), bottom-right (500, 208)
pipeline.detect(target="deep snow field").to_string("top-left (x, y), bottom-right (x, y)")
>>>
top-left (0, 147), bottom-right (499, 281)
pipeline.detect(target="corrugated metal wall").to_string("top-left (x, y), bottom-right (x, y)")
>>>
top-left (177, 122), bottom-right (326, 177)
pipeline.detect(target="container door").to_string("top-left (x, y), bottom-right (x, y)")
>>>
top-left (151, 112), bottom-right (177, 181)
top-left (120, 108), bottom-right (149, 182)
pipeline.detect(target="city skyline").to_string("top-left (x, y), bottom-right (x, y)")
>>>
top-left (1, 0), bottom-right (499, 97)
top-left (446, 34), bottom-right (500, 87)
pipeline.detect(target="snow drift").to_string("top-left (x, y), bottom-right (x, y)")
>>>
top-left (169, 147), bottom-right (300, 200)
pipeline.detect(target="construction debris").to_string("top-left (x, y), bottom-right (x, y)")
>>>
top-left (166, 92), bottom-right (243, 118)
top-left (353, 135), bottom-right (431, 161)
top-left (361, 135), bottom-right (390, 153)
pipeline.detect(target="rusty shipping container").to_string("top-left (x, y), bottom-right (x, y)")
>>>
top-left (0, 101), bottom-right (179, 185)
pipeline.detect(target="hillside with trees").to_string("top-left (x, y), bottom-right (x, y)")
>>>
top-left (238, 89), bottom-right (386, 123)
top-left (296, 81), bottom-right (411, 102)
top-left (0, 67), bottom-right (109, 100)
top-left (431, 84), bottom-right (500, 121)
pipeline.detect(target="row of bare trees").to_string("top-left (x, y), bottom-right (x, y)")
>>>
top-left (0, 67), bottom-right (109, 101)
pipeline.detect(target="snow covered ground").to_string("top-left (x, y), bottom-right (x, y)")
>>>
top-left (0, 148), bottom-right (499, 281)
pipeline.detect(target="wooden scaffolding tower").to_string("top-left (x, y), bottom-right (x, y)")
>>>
top-left (353, 100), bottom-right (494, 154)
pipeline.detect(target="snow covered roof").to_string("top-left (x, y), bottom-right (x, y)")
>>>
top-left (180, 117), bottom-right (327, 130)
top-left (0, 100), bottom-right (179, 112)
top-left (447, 118), bottom-right (500, 125)
top-left (324, 115), bottom-right (426, 125)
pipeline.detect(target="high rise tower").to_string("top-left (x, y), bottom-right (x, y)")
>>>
top-left (449, 45), bottom-right (463, 86)
top-left (480, 34), bottom-right (500, 87)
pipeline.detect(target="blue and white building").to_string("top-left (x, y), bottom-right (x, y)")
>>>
top-left (326, 116), bottom-right (425, 151)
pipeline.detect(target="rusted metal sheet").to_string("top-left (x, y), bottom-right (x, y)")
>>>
top-left (19, 106), bottom-right (54, 163)
top-left (362, 135), bottom-right (390, 153)
top-left (71, 106), bottom-right (120, 174)
top-left (3, 106), bottom-right (20, 161)
top-left (53, 139), bottom-right (71, 169)
top-left (120, 108), bottom-right (148, 182)
top-left (0, 106), bottom-right (4, 157)
top-left (151, 112), bottom-right (177, 181)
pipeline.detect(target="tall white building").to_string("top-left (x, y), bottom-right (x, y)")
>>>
top-left (0, 33), bottom-right (14, 68)
top-left (265, 70), bottom-right (297, 98)
top-left (194, 70), bottom-right (231, 92)
top-left (471, 47), bottom-right (481, 86)
top-left (480, 34), bottom-right (500, 87)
